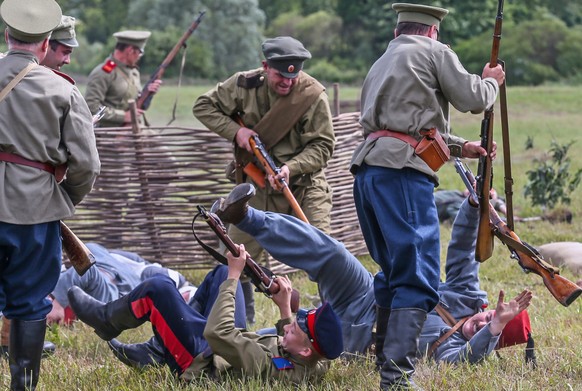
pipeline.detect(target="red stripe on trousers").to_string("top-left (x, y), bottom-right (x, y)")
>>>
top-left (131, 297), bottom-right (194, 370)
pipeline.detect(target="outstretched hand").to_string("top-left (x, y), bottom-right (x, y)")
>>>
top-left (489, 289), bottom-right (533, 335)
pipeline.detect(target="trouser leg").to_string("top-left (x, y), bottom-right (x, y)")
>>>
top-left (8, 318), bottom-right (46, 391)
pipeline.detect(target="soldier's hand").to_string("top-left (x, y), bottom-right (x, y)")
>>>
top-left (235, 127), bottom-right (258, 153)
top-left (462, 140), bottom-right (497, 160)
top-left (272, 275), bottom-right (293, 319)
top-left (124, 109), bottom-right (145, 124)
top-left (148, 79), bottom-right (163, 93)
top-left (227, 244), bottom-right (247, 280)
top-left (482, 63), bottom-right (505, 86)
top-left (489, 289), bottom-right (532, 335)
top-left (268, 165), bottom-right (290, 191)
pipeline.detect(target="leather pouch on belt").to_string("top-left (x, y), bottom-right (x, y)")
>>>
top-left (415, 128), bottom-right (450, 172)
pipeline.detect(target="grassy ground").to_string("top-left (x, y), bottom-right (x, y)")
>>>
top-left (2, 84), bottom-right (581, 390)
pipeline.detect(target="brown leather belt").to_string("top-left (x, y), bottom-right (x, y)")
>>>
top-left (366, 129), bottom-right (419, 147)
top-left (0, 151), bottom-right (67, 182)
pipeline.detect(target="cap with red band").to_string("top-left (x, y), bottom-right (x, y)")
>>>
top-left (296, 302), bottom-right (343, 359)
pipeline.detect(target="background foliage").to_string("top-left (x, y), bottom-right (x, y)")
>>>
top-left (2, 0), bottom-right (582, 85)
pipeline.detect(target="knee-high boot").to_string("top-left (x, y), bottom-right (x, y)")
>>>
top-left (67, 286), bottom-right (144, 341)
top-left (108, 336), bottom-right (165, 369)
top-left (374, 306), bottom-right (391, 370)
top-left (9, 318), bottom-right (46, 391)
top-left (380, 308), bottom-right (426, 390)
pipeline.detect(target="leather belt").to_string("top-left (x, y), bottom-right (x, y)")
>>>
top-left (0, 151), bottom-right (67, 182)
top-left (366, 129), bottom-right (419, 147)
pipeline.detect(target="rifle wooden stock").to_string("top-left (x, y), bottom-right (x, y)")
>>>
top-left (489, 207), bottom-right (582, 307)
top-left (60, 221), bottom-right (95, 276)
top-left (476, 0), bottom-right (504, 262)
top-left (197, 206), bottom-right (300, 312)
top-left (249, 136), bottom-right (309, 224)
top-left (136, 11), bottom-right (205, 111)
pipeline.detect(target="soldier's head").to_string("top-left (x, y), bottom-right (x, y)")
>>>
top-left (392, 3), bottom-right (448, 39)
top-left (1, 0), bottom-right (62, 59)
top-left (41, 15), bottom-right (78, 70)
top-left (261, 36), bottom-right (311, 96)
top-left (461, 308), bottom-right (532, 348)
top-left (282, 302), bottom-right (343, 362)
top-left (112, 30), bottom-right (151, 67)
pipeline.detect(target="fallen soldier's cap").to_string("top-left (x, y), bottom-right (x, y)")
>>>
top-left (496, 310), bottom-right (532, 349)
top-left (296, 302), bottom-right (343, 359)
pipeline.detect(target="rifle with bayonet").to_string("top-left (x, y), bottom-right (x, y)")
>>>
top-left (193, 205), bottom-right (300, 312)
top-left (455, 158), bottom-right (582, 307)
top-left (475, 0), bottom-right (505, 263)
top-left (136, 11), bottom-right (205, 111)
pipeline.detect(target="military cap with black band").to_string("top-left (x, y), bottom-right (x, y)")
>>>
top-left (262, 36), bottom-right (311, 79)
top-left (0, 0), bottom-right (62, 43)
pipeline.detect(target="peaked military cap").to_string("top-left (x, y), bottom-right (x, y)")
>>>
top-left (262, 36), bottom-right (311, 79)
top-left (113, 30), bottom-right (151, 50)
top-left (51, 15), bottom-right (78, 48)
top-left (296, 302), bottom-right (344, 359)
top-left (0, 0), bottom-right (62, 43)
top-left (392, 3), bottom-right (449, 30)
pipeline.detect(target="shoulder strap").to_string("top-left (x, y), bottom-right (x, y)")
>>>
top-left (0, 63), bottom-right (37, 104)
top-left (253, 72), bottom-right (325, 149)
top-left (428, 304), bottom-right (471, 358)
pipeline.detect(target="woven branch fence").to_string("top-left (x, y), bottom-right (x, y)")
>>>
top-left (66, 112), bottom-right (367, 273)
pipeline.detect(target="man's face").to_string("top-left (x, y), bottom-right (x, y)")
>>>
top-left (263, 62), bottom-right (298, 97)
top-left (461, 310), bottom-right (495, 340)
top-left (124, 45), bottom-right (143, 67)
top-left (42, 43), bottom-right (73, 71)
top-left (281, 320), bottom-right (311, 356)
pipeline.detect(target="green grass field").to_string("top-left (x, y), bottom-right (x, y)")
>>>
top-left (2, 84), bottom-right (581, 390)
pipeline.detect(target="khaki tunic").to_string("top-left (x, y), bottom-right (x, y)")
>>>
top-left (193, 69), bottom-right (335, 259)
top-left (0, 50), bottom-right (100, 224)
top-left (350, 35), bottom-right (499, 185)
top-left (181, 279), bottom-right (329, 384)
top-left (84, 56), bottom-right (142, 127)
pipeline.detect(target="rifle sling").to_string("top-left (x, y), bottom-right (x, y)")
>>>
top-left (492, 227), bottom-right (559, 273)
top-left (428, 304), bottom-right (471, 358)
top-left (191, 212), bottom-right (275, 290)
top-left (234, 73), bottom-right (324, 181)
top-left (498, 60), bottom-right (515, 230)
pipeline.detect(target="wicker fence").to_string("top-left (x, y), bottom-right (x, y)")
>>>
top-left (66, 112), bottom-right (367, 272)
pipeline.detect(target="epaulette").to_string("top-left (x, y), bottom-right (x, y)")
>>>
top-left (237, 72), bottom-right (265, 89)
top-left (51, 69), bottom-right (75, 85)
top-left (271, 356), bottom-right (294, 370)
top-left (102, 60), bottom-right (117, 73)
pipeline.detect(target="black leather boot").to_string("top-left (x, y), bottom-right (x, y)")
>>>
top-left (108, 336), bottom-right (165, 369)
top-left (2, 318), bottom-right (56, 360)
top-left (67, 286), bottom-right (144, 341)
top-left (374, 305), bottom-right (391, 371)
top-left (380, 308), bottom-right (427, 390)
top-left (210, 183), bottom-right (256, 225)
top-left (9, 318), bottom-right (46, 391)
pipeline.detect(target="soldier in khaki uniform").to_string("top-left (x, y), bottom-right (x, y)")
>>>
top-left (1, 14), bottom-right (80, 361)
top-left (193, 36), bottom-right (335, 324)
top-left (84, 30), bottom-right (161, 127)
top-left (67, 240), bottom-right (343, 384)
top-left (349, 3), bottom-right (505, 389)
top-left (0, 0), bottom-right (100, 389)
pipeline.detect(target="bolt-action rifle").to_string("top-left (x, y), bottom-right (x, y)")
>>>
top-left (136, 11), bottom-right (205, 111)
top-left (232, 114), bottom-right (309, 224)
top-left (193, 205), bottom-right (300, 312)
top-left (455, 158), bottom-right (582, 307)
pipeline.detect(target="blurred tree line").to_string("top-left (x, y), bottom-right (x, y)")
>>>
top-left (1, 0), bottom-right (582, 85)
